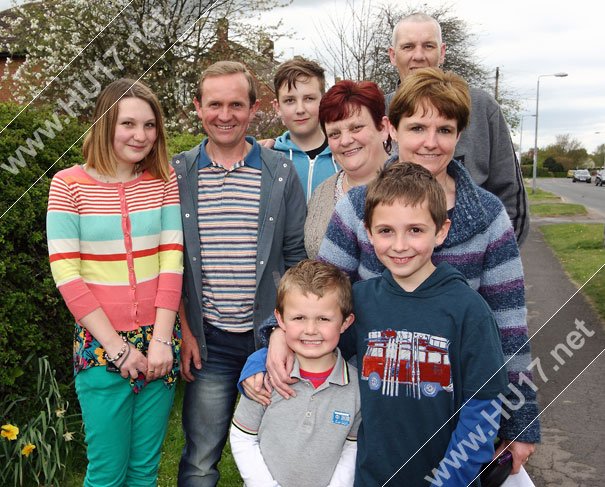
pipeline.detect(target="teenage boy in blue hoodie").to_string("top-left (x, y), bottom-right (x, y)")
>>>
top-left (272, 57), bottom-right (338, 202)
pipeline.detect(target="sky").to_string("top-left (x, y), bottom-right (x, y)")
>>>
top-left (261, 0), bottom-right (605, 155)
top-left (1, 0), bottom-right (603, 154)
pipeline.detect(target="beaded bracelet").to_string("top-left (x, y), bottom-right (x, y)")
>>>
top-left (154, 336), bottom-right (172, 347)
top-left (104, 336), bottom-right (128, 363)
top-left (114, 342), bottom-right (131, 367)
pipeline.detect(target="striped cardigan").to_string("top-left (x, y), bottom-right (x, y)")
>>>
top-left (47, 165), bottom-right (183, 331)
top-left (318, 159), bottom-right (540, 443)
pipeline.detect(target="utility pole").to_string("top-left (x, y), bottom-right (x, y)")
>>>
top-left (494, 67), bottom-right (500, 102)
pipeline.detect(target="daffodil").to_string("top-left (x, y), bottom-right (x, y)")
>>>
top-left (55, 408), bottom-right (66, 418)
top-left (63, 431), bottom-right (74, 441)
top-left (21, 443), bottom-right (36, 457)
top-left (1, 424), bottom-right (19, 440)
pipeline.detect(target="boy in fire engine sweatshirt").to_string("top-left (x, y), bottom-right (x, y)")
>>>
top-left (340, 161), bottom-right (508, 485)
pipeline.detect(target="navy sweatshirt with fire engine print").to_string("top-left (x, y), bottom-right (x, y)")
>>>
top-left (341, 262), bottom-right (508, 486)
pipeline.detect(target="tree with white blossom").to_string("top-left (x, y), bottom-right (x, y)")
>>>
top-left (2, 0), bottom-right (290, 130)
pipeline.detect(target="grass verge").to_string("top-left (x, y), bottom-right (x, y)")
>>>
top-left (540, 223), bottom-right (605, 321)
top-left (530, 203), bottom-right (588, 217)
top-left (526, 187), bottom-right (561, 202)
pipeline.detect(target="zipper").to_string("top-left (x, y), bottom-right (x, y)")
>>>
top-left (306, 156), bottom-right (315, 203)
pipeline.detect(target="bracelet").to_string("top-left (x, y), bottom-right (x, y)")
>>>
top-left (153, 336), bottom-right (172, 347)
top-left (104, 336), bottom-right (127, 363)
top-left (114, 342), bottom-right (131, 367)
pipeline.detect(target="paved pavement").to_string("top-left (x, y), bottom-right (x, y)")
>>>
top-left (521, 214), bottom-right (605, 486)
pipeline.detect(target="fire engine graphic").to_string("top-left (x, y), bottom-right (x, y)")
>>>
top-left (361, 329), bottom-right (453, 399)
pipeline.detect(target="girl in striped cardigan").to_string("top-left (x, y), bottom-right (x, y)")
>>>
top-left (47, 78), bottom-right (183, 487)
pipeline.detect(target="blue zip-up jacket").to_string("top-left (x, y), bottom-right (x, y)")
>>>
top-left (274, 130), bottom-right (338, 203)
top-left (171, 137), bottom-right (307, 361)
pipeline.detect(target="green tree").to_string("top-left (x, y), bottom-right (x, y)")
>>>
top-left (592, 143), bottom-right (605, 168)
top-left (3, 0), bottom-right (288, 130)
top-left (543, 156), bottom-right (564, 173)
top-left (540, 134), bottom-right (589, 171)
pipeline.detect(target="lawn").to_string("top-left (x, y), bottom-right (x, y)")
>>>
top-left (525, 184), bottom-right (588, 217)
top-left (540, 223), bottom-right (605, 321)
top-left (530, 203), bottom-right (588, 217)
top-left (526, 186), bottom-right (561, 202)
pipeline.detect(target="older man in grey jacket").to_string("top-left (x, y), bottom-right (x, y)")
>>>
top-left (386, 12), bottom-right (529, 245)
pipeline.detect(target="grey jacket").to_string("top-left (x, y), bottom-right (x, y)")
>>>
top-left (386, 87), bottom-right (529, 245)
top-left (171, 139), bottom-right (307, 361)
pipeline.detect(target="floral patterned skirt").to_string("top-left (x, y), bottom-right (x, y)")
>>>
top-left (73, 321), bottom-right (181, 394)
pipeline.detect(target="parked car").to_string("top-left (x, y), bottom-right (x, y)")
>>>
top-left (595, 169), bottom-right (605, 187)
top-left (567, 169), bottom-right (576, 178)
top-left (572, 169), bottom-right (591, 183)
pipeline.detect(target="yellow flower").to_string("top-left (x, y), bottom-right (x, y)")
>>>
top-left (21, 443), bottom-right (36, 457)
top-left (63, 431), bottom-right (74, 441)
top-left (1, 424), bottom-right (19, 440)
top-left (55, 408), bottom-right (66, 418)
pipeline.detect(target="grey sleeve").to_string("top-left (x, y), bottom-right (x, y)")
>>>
top-left (455, 89), bottom-right (530, 245)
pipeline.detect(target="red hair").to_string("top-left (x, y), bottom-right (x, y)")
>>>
top-left (319, 80), bottom-right (386, 132)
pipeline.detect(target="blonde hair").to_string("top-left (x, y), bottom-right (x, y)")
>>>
top-left (276, 260), bottom-right (353, 318)
top-left (82, 78), bottom-right (169, 181)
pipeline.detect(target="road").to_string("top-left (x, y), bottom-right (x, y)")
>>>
top-left (534, 178), bottom-right (605, 217)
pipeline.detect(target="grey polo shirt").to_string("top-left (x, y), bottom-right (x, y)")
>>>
top-left (232, 348), bottom-right (361, 487)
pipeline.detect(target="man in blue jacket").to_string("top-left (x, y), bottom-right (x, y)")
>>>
top-left (172, 60), bottom-right (307, 487)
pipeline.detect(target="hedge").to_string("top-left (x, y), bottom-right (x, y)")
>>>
top-left (0, 102), bottom-right (86, 401)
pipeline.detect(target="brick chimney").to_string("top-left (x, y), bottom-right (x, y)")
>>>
top-left (216, 17), bottom-right (228, 44)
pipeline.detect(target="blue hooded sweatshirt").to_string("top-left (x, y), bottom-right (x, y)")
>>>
top-left (274, 130), bottom-right (338, 202)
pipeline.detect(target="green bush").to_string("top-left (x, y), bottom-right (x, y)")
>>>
top-left (0, 102), bottom-right (86, 396)
top-left (520, 164), bottom-right (552, 178)
top-left (167, 133), bottom-right (204, 157)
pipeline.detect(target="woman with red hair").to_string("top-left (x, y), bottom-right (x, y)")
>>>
top-left (304, 80), bottom-right (391, 258)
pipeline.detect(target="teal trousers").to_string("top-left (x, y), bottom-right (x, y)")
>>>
top-left (75, 367), bottom-right (176, 487)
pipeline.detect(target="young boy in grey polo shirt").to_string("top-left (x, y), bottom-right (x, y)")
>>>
top-left (230, 260), bottom-right (361, 487)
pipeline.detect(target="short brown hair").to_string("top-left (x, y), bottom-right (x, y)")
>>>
top-left (273, 56), bottom-right (326, 97)
top-left (365, 161), bottom-right (448, 232)
top-left (388, 67), bottom-right (470, 134)
top-left (196, 60), bottom-right (257, 106)
top-left (82, 78), bottom-right (170, 181)
top-left (276, 260), bottom-right (353, 318)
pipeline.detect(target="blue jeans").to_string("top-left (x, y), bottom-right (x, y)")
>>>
top-left (178, 325), bottom-right (256, 487)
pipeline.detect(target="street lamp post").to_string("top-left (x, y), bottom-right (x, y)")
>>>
top-left (595, 132), bottom-right (604, 167)
top-left (532, 72), bottom-right (568, 194)
top-left (519, 113), bottom-right (536, 162)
